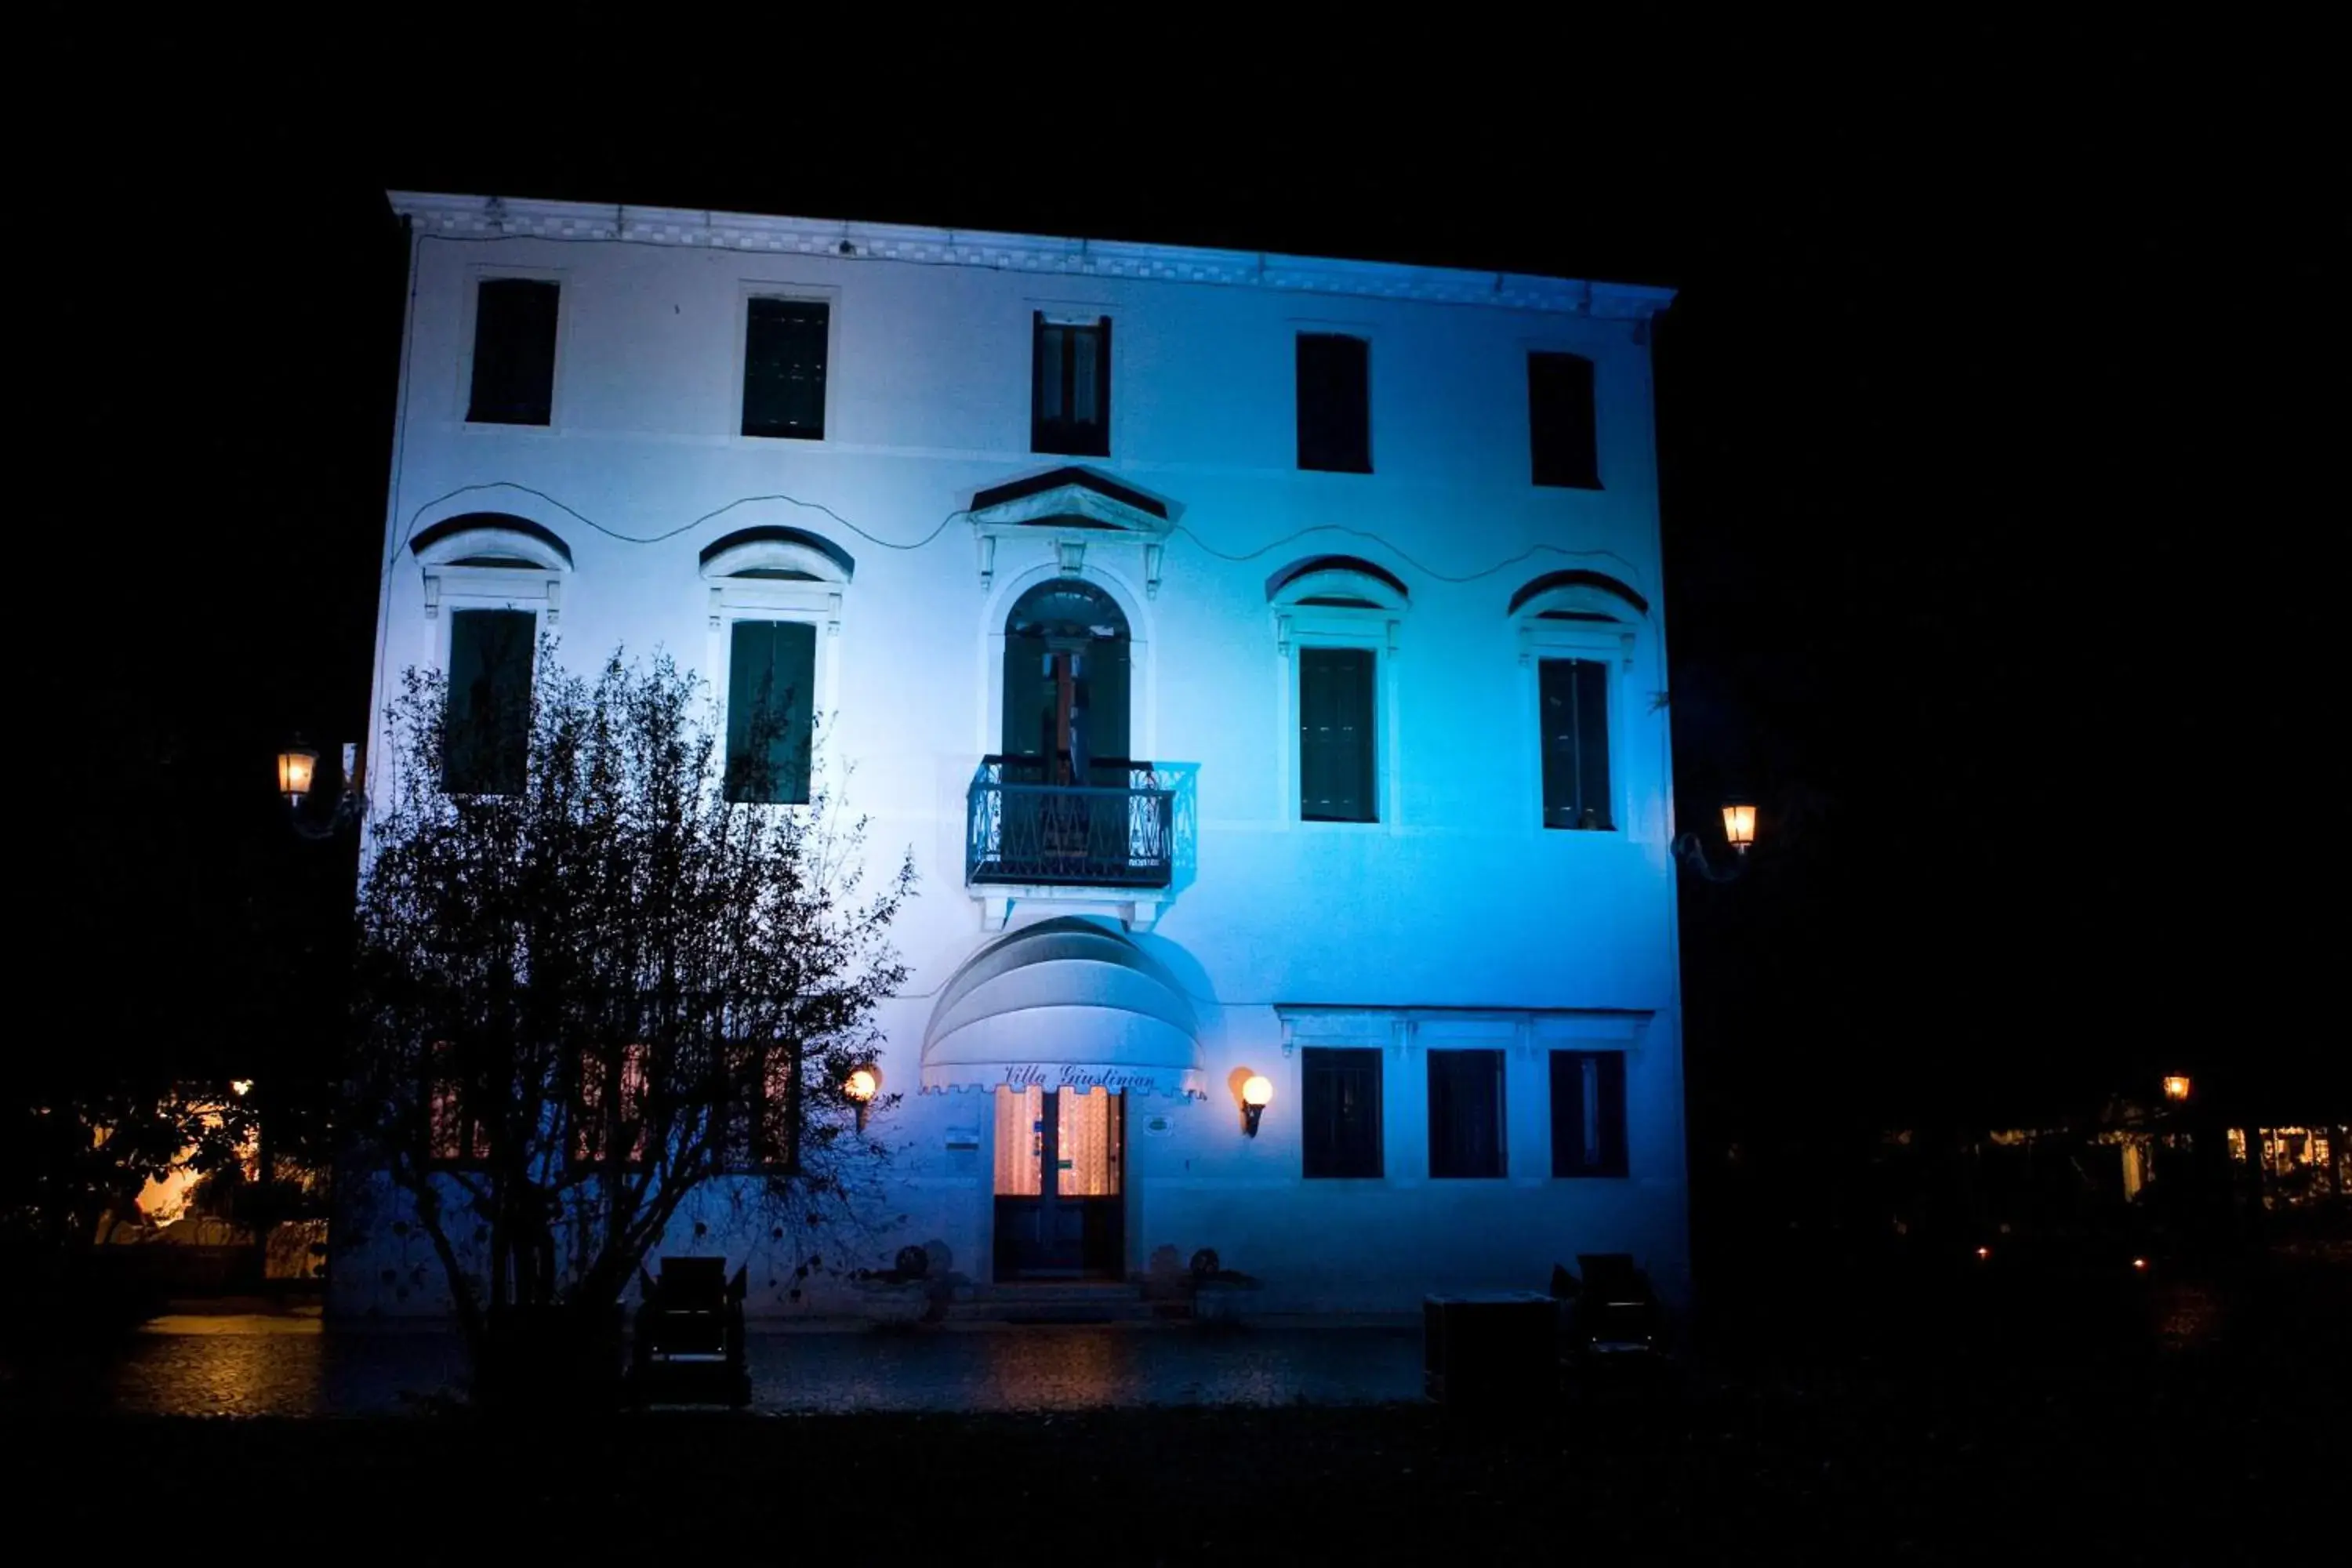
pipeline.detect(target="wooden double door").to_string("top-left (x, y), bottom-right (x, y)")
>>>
top-left (993, 1086), bottom-right (1125, 1280)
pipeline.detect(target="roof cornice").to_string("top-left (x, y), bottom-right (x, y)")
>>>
top-left (388, 191), bottom-right (1675, 320)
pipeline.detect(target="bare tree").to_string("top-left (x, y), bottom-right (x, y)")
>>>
top-left (347, 645), bottom-right (911, 1361)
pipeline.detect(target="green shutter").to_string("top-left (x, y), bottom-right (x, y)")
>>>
top-left (1300, 647), bottom-right (1375, 822)
top-left (1529, 351), bottom-right (1599, 489)
top-left (1541, 658), bottom-right (1612, 829)
top-left (742, 299), bottom-right (829, 440)
top-left (727, 621), bottom-right (815, 804)
top-left (467, 279), bottom-right (559, 426)
top-left (444, 608), bottom-right (534, 794)
top-left (1000, 633), bottom-right (1052, 775)
top-left (1086, 640), bottom-right (1131, 784)
top-left (1574, 658), bottom-right (1611, 829)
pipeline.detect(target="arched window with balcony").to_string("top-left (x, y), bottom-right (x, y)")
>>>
top-left (1000, 579), bottom-right (1131, 788)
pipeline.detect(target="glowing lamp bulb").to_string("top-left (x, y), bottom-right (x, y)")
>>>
top-left (2161, 1075), bottom-right (2190, 1102)
top-left (844, 1066), bottom-right (880, 1104)
top-left (230, 1079), bottom-right (253, 1098)
top-left (2132, 1258), bottom-right (2147, 1271)
top-left (278, 744), bottom-right (319, 804)
top-left (1975, 1246), bottom-right (1991, 1261)
top-left (1720, 800), bottom-right (1757, 853)
top-left (1238, 1072), bottom-right (1273, 1137)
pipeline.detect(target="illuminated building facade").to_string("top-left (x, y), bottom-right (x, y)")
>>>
top-left (334, 191), bottom-right (1686, 1316)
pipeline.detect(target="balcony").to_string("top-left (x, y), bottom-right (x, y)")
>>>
top-left (967, 757), bottom-right (1194, 927)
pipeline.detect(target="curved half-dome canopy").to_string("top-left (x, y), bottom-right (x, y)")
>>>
top-left (921, 918), bottom-right (1202, 1098)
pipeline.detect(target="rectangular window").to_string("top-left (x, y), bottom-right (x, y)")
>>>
top-left (443, 608), bottom-right (535, 795)
top-left (1296, 332), bottom-right (1371, 473)
top-left (1551, 1051), bottom-right (1629, 1177)
top-left (1298, 646), bottom-right (1377, 822)
top-left (742, 297), bottom-right (829, 440)
top-left (725, 620), bottom-right (817, 804)
top-left (724, 1041), bottom-right (802, 1172)
top-left (1428, 1050), bottom-right (1506, 1178)
top-left (1301, 1047), bottom-right (1384, 1178)
top-left (426, 1040), bottom-right (492, 1165)
top-left (572, 1044), bottom-right (651, 1167)
top-left (1033, 312), bottom-right (1111, 456)
top-left (1539, 657), bottom-right (1612, 829)
top-left (1528, 350), bottom-right (1600, 489)
top-left (466, 278), bottom-right (560, 426)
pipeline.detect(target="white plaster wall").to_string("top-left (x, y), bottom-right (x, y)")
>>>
top-left (336, 203), bottom-right (1687, 1318)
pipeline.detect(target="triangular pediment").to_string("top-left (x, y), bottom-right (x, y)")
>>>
top-left (968, 466), bottom-right (1174, 536)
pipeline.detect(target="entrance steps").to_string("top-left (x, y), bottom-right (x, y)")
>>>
top-left (945, 1281), bottom-right (1190, 1325)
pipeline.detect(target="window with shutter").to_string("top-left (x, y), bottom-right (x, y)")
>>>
top-left (1302, 1048), bottom-right (1384, 1178)
top-left (1298, 646), bottom-right (1377, 822)
top-left (1032, 313), bottom-right (1111, 456)
top-left (1550, 1051), bottom-right (1629, 1177)
top-left (1296, 332), bottom-right (1371, 473)
top-left (443, 608), bottom-right (535, 795)
top-left (1428, 1050), bottom-right (1506, 1178)
top-left (1528, 350), bottom-right (1600, 489)
top-left (1539, 657), bottom-right (1613, 829)
top-left (725, 619), bottom-right (816, 804)
top-left (742, 298), bottom-right (829, 439)
top-left (466, 278), bottom-right (560, 426)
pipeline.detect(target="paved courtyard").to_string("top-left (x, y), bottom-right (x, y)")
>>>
top-left (13, 1313), bottom-right (1426, 1417)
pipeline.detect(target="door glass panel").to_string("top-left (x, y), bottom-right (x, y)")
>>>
top-left (1058, 1088), bottom-right (1122, 1196)
top-left (993, 1086), bottom-right (1043, 1196)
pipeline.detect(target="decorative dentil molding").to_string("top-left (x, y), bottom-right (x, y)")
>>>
top-left (391, 192), bottom-right (1677, 321)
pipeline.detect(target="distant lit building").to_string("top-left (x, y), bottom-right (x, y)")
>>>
top-left (333, 191), bottom-right (1686, 1317)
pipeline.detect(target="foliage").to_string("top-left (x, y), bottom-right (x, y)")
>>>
top-left (349, 645), bottom-right (911, 1351)
top-left (1, 1090), bottom-right (254, 1256)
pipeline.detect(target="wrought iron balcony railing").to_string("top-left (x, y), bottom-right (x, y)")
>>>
top-left (967, 756), bottom-right (1179, 889)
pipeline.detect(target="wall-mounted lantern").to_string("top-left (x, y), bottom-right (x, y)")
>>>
top-left (1673, 796), bottom-right (1762, 882)
top-left (277, 738), bottom-right (364, 840)
top-left (845, 1063), bottom-right (881, 1131)
top-left (2161, 1075), bottom-right (2190, 1104)
top-left (1240, 1073), bottom-right (1273, 1137)
top-left (277, 743), bottom-right (318, 808)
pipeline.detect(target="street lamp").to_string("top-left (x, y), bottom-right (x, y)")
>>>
top-left (2162, 1075), bottom-right (2190, 1103)
top-left (278, 739), bottom-right (364, 840)
top-left (276, 744), bottom-right (318, 808)
top-left (845, 1063), bottom-right (881, 1131)
top-left (1673, 797), bottom-right (1762, 883)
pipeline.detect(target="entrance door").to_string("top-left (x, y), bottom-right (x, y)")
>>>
top-left (993, 1086), bottom-right (1125, 1279)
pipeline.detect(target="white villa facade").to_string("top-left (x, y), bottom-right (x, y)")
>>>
top-left (333, 191), bottom-right (1686, 1319)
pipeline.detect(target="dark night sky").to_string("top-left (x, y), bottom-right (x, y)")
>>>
top-left (27, 24), bottom-right (2341, 1131)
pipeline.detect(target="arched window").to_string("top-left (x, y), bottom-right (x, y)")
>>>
top-left (1508, 570), bottom-right (1646, 833)
top-left (1000, 579), bottom-right (1131, 786)
top-left (700, 526), bottom-right (855, 805)
top-left (412, 514), bottom-right (574, 796)
top-left (1269, 556), bottom-right (1410, 825)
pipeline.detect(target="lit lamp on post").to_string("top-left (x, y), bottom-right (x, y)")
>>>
top-left (844, 1064), bottom-right (880, 1133)
top-left (1240, 1073), bottom-right (1273, 1137)
top-left (2161, 1075), bottom-right (2190, 1104)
